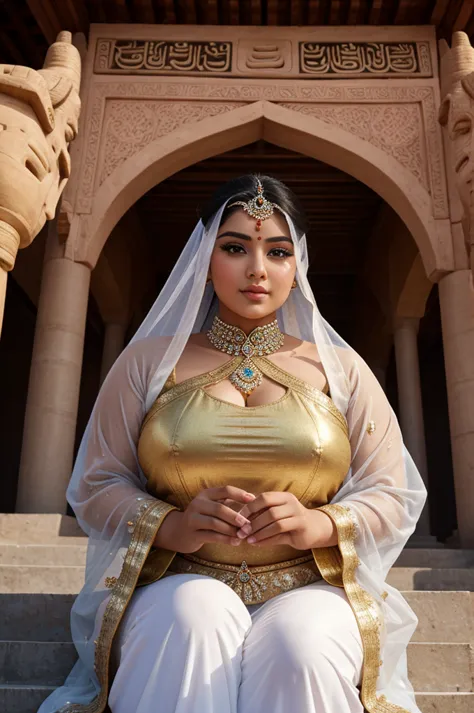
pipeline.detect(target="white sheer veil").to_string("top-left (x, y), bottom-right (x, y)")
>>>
top-left (38, 197), bottom-right (427, 713)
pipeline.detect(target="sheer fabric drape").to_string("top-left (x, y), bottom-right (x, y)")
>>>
top-left (38, 205), bottom-right (426, 713)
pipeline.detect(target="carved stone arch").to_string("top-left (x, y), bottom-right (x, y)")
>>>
top-left (70, 100), bottom-right (451, 280)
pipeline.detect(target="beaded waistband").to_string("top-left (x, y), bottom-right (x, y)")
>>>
top-left (166, 552), bottom-right (322, 605)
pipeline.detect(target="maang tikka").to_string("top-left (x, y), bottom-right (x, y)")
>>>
top-left (228, 178), bottom-right (285, 232)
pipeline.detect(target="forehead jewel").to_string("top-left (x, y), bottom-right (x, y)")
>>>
top-left (228, 179), bottom-right (285, 232)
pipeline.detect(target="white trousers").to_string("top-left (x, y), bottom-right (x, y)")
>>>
top-left (108, 573), bottom-right (364, 713)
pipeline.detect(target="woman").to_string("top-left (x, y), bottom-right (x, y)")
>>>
top-left (39, 175), bottom-right (426, 713)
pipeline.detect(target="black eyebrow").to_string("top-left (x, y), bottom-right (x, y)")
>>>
top-left (216, 230), bottom-right (293, 245)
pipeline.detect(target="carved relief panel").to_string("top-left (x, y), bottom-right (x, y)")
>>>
top-left (68, 23), bottom-right (448, 273)
top-left (94, 36), bottom-right (433, 79)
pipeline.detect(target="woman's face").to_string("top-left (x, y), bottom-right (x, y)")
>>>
top-left (208, 208), bottom-right (296, 326)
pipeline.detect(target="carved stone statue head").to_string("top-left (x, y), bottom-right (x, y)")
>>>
top-left (438, 31), bottom-right (474, 272)
top-left (0, 31), bottom-right (81, 271)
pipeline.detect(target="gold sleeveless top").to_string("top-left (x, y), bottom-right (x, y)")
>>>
top-left (138, 355), bottom-right (351, 575)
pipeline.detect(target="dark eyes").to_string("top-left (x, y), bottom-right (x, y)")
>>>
top-left (221, 243), bottom-right (293, 258)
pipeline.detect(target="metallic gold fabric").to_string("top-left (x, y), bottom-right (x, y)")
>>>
top-left (163, 552), bottom-right (322, 605)
top-left (316, 504), bottom-right (409, 713)
top-left (138, 355), bottom-right (351, 568)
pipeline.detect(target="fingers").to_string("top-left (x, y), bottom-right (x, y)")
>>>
top-left (217, 498), bottom-right (247, 514)
top-left (193, 512), bottom-right (242, 537)
top-left (205, 486), bottom-right (256, 504)
top-left (237, 504), bottom-right (292, 538)
top-left (239, 491), bottom-right (291, 519)
top-left (246, 518), bottom-right (295, 544)
top-left (195, 499), bottom-right (251, 529)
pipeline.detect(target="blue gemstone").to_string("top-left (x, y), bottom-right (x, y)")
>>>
top-left (243, 368), bottom-right (254, 377)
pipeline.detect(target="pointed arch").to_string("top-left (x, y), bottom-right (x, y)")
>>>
top-left (76, 101), bottom-right (450, 279)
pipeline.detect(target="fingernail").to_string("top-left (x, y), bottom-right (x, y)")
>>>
top-left (232, 538), bottom-right (242, 546)
top-left (237, 530), bottom-right (247, 539)
top-left (245, 493), bottom-right (256, 499)
top-left (235, 514), bottom-right (249, 527)
top-left (240, 524), bottom-right (252, 535)
top-left (247, 537), bottom-right (256, 544)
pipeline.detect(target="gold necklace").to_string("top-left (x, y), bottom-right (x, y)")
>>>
top-left (206, 315), bottom-right (284, 398)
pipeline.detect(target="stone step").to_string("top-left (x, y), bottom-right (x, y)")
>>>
top-left (0, 565), bottom-right (85, 594)
top-left (1, 590), bottom-right (471, 644)
top-left (0, 544), bottom-right (87, 566)
top-left (386, 567), bottom-right (474, 592)
top-left (0, 594), bottom-right (75, 642)
top-left (1, 639), bottom-right (472, 693)
top-left (2, 563), bottom-right (473, 594)
top-left (405, 591), bottom-right (474, 643)
top-left (395, 549), bottom-right (474, 569)
top-left (0, 686), bottom-right (472, 713)
top-left (0, 514), bottom-right (86, 544)
top-left (416, 692), bottom-right (474, 712)
top-left (0, 642), bottom-right (77, 687)
top-left (408, 643), bottom-right (473, 693)
top-left (0, 684), bottom-right (56, 713)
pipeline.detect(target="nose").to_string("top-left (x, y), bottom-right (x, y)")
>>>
top-left (246, 251), bottom-right (267, 281)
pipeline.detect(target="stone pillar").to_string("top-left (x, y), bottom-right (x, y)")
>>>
top-left (100, 322), bottom-right (126, 384)
top-left (438, 270), bottom-right (474, 548)
top-left (15, 225), bottom-right (91, 514)
top-left (393, 317), bottom-right (431, 535)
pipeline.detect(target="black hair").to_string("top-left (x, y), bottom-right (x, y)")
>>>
top-left (200, 174), bottom-right (309, 235)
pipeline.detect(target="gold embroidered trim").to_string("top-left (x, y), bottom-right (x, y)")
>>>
top-left (315, 504), bottom-right (409, 713)
top-left (140, 356), bottom-right (245, 431)
top-left (256, 356), bottom-right (348, 436)
top-left (59, 500), bottom-right (178, 713)
top-left (141, 354), bottom-right (348, 437)
top-left (311, 542), bottom-right (344, 588)
top-left (167, 552), bottom-right (321, 605)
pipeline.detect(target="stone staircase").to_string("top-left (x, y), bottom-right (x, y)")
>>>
top-left (0, 515), bottom-right (473, 713)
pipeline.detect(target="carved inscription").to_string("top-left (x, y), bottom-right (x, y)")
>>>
top-left (95, 39), bottom-right (232, 74)
top-left (299, 42), bottom-right (432, 77)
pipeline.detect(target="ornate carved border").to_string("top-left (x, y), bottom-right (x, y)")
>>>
top-left (95, 39), bottom-right (232, 75)
top-left (94, 38), bottom-right (433, 79)
top-left (298, 41), bottom-right (432, 78)
top-left (76, 81), bottom-right (447, 221)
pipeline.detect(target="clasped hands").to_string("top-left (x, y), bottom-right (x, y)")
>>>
top-left (156, 485), bottom-right (337, 554)
top-left (232, 489), bottom-right (337, 549)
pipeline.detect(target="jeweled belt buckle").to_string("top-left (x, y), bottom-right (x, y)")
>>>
top-left (236, 560), bottom-right (251, 583)
top-left (230, 560), bottom-right (268, 603)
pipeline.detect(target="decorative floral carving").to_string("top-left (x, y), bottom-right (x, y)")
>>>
top-left (99, 101), bottom-right (245, 185)
top-left (76, 81), bottom-right (447, 222)
top-left (280, 102), bottom-right (426, 190)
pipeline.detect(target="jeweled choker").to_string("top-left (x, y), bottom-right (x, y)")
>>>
top-left (206, 315), bottom-right (284, 398)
